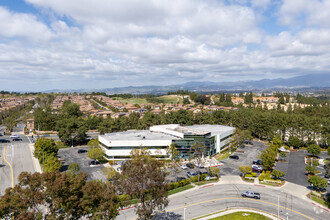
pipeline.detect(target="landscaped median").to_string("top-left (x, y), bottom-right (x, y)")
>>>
top-left (307, 192), bottom-right (330, 211)
top-left (192, 208), bottom-right (277, 220)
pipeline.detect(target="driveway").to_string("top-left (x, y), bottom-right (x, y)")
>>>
top-left (58, 147), bottom-right (106, 181)
top-left (220, 141), bottom-right (268, 176)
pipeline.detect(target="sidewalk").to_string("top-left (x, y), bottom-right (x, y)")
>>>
top-left (27, 139), bottom-right (42, 173)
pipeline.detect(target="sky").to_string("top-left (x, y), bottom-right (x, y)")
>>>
top-left (0, 0), bottom-right (330, 92)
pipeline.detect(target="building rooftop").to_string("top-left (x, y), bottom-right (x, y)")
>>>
top-left (185, 124), bottom-right (235, 136)
top-left (103, 130), bottom-right (180, 141)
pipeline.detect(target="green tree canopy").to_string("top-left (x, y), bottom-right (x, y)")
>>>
top-left (239, 165), bottom-right (252, 176)
top-left (87, 147), bottom-right (104, 162)
top-left (68, 163), bottom-right (80, 174)
top-left (42, 155), bottom-right (62, 172)
top-left (308, 175), bottom-right (328, 191)
top-left (288, 136), bottom-right (302, 149)
top-left (271, 170), bottom-right (285, 179)
top-left (307, 144), bottom-right (321, 156)
top-left (34, 137), bottom-right (58, 163)
top-left (115, 149), bottom-right (168, 220)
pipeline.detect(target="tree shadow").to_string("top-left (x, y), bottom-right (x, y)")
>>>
top-left (152, 212), bottom-right (183, 220)
top-left (60, 165), bottom-right (68, 172)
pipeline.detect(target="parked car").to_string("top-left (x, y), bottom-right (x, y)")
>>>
top-left (12, 138), bottom-right (22, 141)
top-left (77, 149), bottom-right (87, 153)
top-left (197, 170), bottom-right (209, 175)
top-left (89, 160), bottom-right (100, 167)
top-left (181, 164), bottom-right (188, 170)
top-left (328, 179), bottom-right (330, 185)
top-left (241, 190), bottom-right (260, 199)
top-left (187, 171), bottom-right (197, 178)
top-left (176, 176), bottom-right (187, 182)
top-left (10, 134), bottom-right (19, 139)
top-left (251, 165), bottom-right (263, 172)
top-left (229, 155), bottom-right (239, 160)
top-left (193, 161), bottom-right (205, 168)
top-left (0, 139), bottom-right (10, 143)
top-left (253, 160), bottom-right (263, 165)
top-left (186, 163), bottom-right (194, 169)
top-left (325, 173), bottom-right (330, 178)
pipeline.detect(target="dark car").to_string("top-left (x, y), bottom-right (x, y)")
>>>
top-left (176, 176), bottom-right (187, 182)
top-left (89, 160), bottom-right (100, 167)
top-left (229, 155), bottom-right (239, 160)
top-left (77, 149), bottom-right (87, 153)
top-left (0, 139), bottom-right (10, 143)
top-left (253, 160), bottom-right (263, 165)
top-left (12, 138), bottom-right (23, 141)
top-left (186, 163), bottom-right (194, 169)
top-left (187, 171), bottom-right (197, 178)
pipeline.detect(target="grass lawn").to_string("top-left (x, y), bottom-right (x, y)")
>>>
top-left (310, 193), bottom-right (328, 207)
top-left (168, 184), bottom-right (195, 196)
top-left (209, 211), bottom-right (271, 220)
top-left (217, 151), bottom-right (231, 161)
top-left (116, 97), bottom-right (148, 105)
top-left (156, 95), bottom-right (183, 104)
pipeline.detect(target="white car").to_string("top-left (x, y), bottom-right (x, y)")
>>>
top-left (10, 134), bottom-right (19, 139)
top-left (181, 164), bottom-right (188, 170)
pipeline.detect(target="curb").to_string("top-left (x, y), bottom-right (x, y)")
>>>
top-left (312, 202), bottom-right (330, 212)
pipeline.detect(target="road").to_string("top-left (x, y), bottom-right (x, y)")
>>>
top-left (0, 140), bottom-right (36, 195)
top-left (117, 183), bottom-right (330, 220)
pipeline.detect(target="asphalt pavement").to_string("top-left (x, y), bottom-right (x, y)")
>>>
top-left (117, 183), bottom-right (330, 220)
top-left (0, 141), bottom-right (36, 195)
top-left (58, 146), bottom-right (106, 181)
top-left (220, 141), bottom-right (268, 176)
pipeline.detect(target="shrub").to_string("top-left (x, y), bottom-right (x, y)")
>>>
top-left (245, 173), bottom-right (257, 178)
top-left (308, 160), bottom-right (319, 166)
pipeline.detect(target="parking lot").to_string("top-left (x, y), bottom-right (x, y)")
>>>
top-left (58, 146), bottom-right (106, 181)
top-left (220, 141), bottom-right (268, 176)
top-left (166, 164), bottom-right (210, 182)
top-left (276, 150), bottom-right (330, 192)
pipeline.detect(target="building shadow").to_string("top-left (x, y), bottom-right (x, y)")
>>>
top-left (152, 212), bottom-right (183, 220)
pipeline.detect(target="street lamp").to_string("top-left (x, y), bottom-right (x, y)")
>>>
top-left (183, 208), bottom-right (186, 220)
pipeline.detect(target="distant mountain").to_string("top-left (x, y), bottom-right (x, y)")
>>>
top-left (44, 73), bottom-right (330, 94)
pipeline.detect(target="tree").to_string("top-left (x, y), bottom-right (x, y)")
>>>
top-left (102, 167), bottom-right (117, 180)
top-left (114, 149), bottom-right (168, 220)
top-left (308, 175), bottom-right (328, 191)
top-left (279, 151), bottom-right (287, 158)
top-left (34, 137), bottom-right (58, 163)
top-left (209, 167), bottom-right (220, 177)
top-left (288, 136), bottom-right (302, 149)
top-left (307, 144), bottom-right (321, 156)
top-left (259, 148), bottom-right (276, 170)
top-left (238, 165), bottom-right (252, 176)
top-left (305, 165), bottom-right (315, 175)
top-left (271, 170), bottom-right (285, 179)
top-left (166, 143), bottom-right (181, 179)
top-left (68, 163), bottom-right (80, 174)
top-left (87, 139), bottom-right (99, 148)
top-left (190, 142), bottom-right (206, 182)
top-left (80, 180), bottom-right (120, 219)
top-left (328, 146), bottom-right (330, 155)
top-left (87, 147), bottom-right (104, 162)
top-left (42, 155), bottom-right (62, 172)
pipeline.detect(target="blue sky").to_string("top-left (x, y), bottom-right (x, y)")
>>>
top-left (0, 0), bottom-right (329, 92)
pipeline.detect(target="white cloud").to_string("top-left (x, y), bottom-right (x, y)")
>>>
top-left (0, 6), bottom-right (52, 41)
top-left (278, 0), bottom-right (330, 28)
top-left (0, 0), bottom-right (328, 91)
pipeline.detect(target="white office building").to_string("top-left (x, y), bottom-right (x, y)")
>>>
top-left (99, 124), bottom-right (235, 160)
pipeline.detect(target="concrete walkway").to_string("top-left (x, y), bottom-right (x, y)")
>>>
top-left (28, 142), bottom-right (42, 173)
